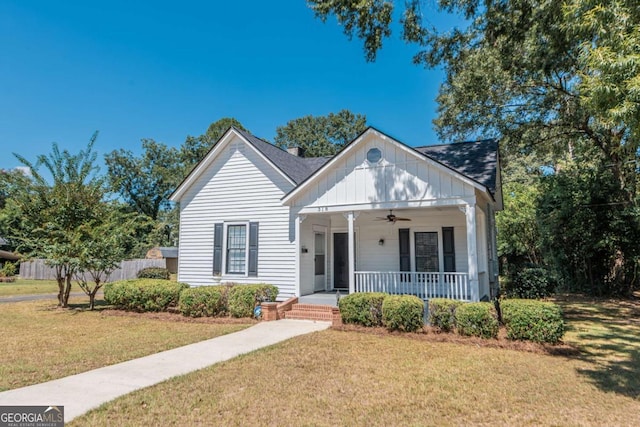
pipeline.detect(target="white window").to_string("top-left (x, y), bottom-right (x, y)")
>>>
top-left (213, 221), bottom-right (259, 277)
top-left (225, 224), bottom-right (247, 274)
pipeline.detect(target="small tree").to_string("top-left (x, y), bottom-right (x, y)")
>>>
top-left (11, 132), bottom-right (104, 307)
top-left (74, 210), bottom-right (138, 310)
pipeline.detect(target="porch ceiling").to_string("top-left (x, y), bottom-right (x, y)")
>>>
top-left (302, 206), bottom-right (466, 225)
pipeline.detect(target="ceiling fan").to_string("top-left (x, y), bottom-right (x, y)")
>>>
top-left (375, 210), bottom-right (411, 223)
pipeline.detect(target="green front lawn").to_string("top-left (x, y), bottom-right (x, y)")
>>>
top-left (71, 295), bottom-right (640, 426)
top-left (0, 279), bottom-right (60, 297)
top-left (0, 298), bottom-right (254, 391)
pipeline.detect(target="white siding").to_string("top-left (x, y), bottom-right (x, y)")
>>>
top-left (291, 135), bottom-right (476, 209)
top-left (177, 136), bottom-right (297, 299)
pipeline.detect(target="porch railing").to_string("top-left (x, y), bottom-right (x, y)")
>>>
top-left (354, 271), bottom-right (472, 301)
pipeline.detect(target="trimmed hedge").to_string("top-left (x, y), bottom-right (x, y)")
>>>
top-left (179, 286), bottom-right (229, 317)
top-left (227, 284), bottom-right (279, 318)
top-left (428, 298), bottom-right (463, 332)
top-left (382, 295), bottom-right (424, 332)
top-left (455, 302), bottom-right (499, 339)
top-left (500, 299), bottom-right (565, 343)
top-left (137, 267), bottom-right (171, 280)
top-left (104, 279), bottom-right (188, 312)
top-left (338, 292), bottom-right (387, 327)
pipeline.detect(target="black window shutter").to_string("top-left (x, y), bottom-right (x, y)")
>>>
top-left (213, 223), bottom-right (223, 275)
top-left (399, 228), bottom-right (410, 271)
top-left (442, 227), bottom-right (456, 272)
top-left (248, 222), bottom-right (259, 277)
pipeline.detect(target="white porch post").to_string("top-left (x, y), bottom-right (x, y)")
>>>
top-left (347, 211), bottom-right (356, 294)
top-left (465, 203), bottom-right (479, 301)
top-left (294, 214), bottom-right (306, 297)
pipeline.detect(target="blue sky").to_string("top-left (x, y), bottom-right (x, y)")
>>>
top-left (0, 1), bottom-right (459, 171)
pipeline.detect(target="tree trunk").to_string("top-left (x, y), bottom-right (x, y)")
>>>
top-left (62, 273), bottom-right (73, 307)
top-left (89, 291), bottom-right (96, 310)
top-left (56, 266), bottom-right (64, 307)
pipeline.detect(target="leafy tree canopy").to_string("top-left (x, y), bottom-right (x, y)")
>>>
top-left (105, 139), bottom-right (183, 221)
top-left (310, 0), bottom-right (640, 294)
top-left (311, 0), bottom-right (640, 187)
top-left (274, 109), bottom-right (367, 157)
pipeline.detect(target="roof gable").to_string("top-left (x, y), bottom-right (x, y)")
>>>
top-left (282, 127), bottom-right (498, 205)
top-left (170, 127), bottom-right (332, 201)
top-left (170, 127), bottom-right (294, 201)
top-left (171, 126), bottom-right (500, 208)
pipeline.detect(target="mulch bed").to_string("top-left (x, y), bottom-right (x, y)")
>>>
top-left (331, 323), bottom-right (579, 357)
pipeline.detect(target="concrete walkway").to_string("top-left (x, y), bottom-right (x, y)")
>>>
top-left (0, 319), bottom-right (330, 422)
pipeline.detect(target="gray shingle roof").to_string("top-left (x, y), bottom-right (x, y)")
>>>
top-left (158, 247), bottom-right (178, 258)
top-left (236, 127), bottom-right (498, 194)
top-left (414, 139), bottom-right (499, 193)
top-left (234, 128), bottom-right (330, 183)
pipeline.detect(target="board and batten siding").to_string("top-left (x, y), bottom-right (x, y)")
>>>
top-left (289, 134), bottom-right (476, 210)
top-left (177, 136), bottom-right (297, 299)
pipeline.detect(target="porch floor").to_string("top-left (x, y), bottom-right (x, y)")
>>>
top-left (298, 291), bottom-right (346, 307)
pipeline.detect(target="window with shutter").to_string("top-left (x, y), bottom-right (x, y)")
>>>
top-left (213, 222), bottom-right (259, 276)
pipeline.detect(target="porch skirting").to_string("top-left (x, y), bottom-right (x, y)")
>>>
top-left (354, 271), bottom-right (472, 301)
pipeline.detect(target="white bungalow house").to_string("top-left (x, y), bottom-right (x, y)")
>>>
top-left (170, 126), bottom-right (502, 302)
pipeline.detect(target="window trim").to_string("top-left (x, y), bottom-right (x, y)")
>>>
top-left (409, 227), bottom-right (444, 273)
top-left (366, 147), bottom-right (382, 164)
top-left (221, 221), bottom-right (250, 276)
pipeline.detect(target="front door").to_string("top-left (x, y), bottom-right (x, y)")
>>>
top-left (314, 232), bottom-right (326, 292)
top-left (333, 233), bottom-right (352, 290)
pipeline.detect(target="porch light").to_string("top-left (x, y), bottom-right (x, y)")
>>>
top-left (378, 238), bottom-right (384, 246)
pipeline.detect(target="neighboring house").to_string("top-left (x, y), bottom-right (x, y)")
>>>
top-left (145, 246), bottom-right (179, 273)
top-left (170, 127), bottom-right (502, 302)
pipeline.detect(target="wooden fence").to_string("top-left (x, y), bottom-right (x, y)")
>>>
top-left (19, 259), bottom-right (167, 282)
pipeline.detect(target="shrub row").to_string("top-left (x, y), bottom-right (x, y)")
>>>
top-left (137, 267), bottom-right (171, 280)
top-left (428, 298), bottom-right (565, 343)
top-left (339, 292), bottom-right (424, 332)
top-left (104, 279), bottom-right (188, 312)
top-left (178, 285), bottom-right (229, 317)
top-left (454, 302), bottom-right (499, 339)
top-left (500, 299), bottom-right (565, 343)
top-left (227, 284), bottom-right (279, 318)
top-left (105, 279), bottom-right (279, 318)
top-left (338, 292), bottom-right (386, 326)
top-left (428, 298), bottom-right (463, 332)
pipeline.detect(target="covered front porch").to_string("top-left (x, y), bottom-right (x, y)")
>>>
top-left (293, 203), bottom-right (497, 303)
top-left (282, 128), bottom-right (500, 302)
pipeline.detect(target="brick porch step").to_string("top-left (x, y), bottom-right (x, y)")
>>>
top-left (283, 303), bottom-right (334, 321)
